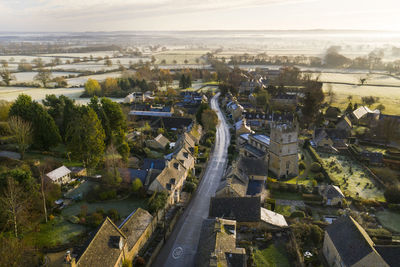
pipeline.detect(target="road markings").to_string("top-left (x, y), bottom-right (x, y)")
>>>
top-left (172, 247), bottom-right (184, 259)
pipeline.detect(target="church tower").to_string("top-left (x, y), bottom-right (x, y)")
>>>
top-left (268, 122), bottom-right (299, 179)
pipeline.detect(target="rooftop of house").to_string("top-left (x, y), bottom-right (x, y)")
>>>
top-left (119, 168), bottom-right (148, 184)
top-left (260, 207), bottom-right (288, 228)
top-left (314, 128), bottom-right (350, 143)
top-left (216, 166), bottom-right (249, 197)
top-left (375, 245), bottom-right (400, 267)
top-left (238, 157), bottom-right (268, 177)
top-left (246, 180), bottom-right (264, 196)
top-left (195, 218), bottom-right (246, 267)
top-left (154, 134), bottom-right (170, 147)
top-left (321, 185), bottom-right (345, 199)
top-left (119, 208), bottom-right (153, 251)
top-left (352, 106), bottom-right (380, 120)
top-left (76, 217), bottom-right (126, 267)
top-left (151, 158), bottom-right (186, 191)
top-left (242, 111), bottom-right (294, 122)
top-left (360, 151), bottom-right (384, 163)
top-left (272, 92), bottom-right (297, 100)
top-left (243, 144), bottom-right (266, 158)
top-left (142, 158), bottom-right (166, 171)
top-left (209, 197), bottom-right (261, 222)
top-left (325, 215), bottom-right (377, 267)
top-left (46, 165), bottom-right (71, 181)
top-left (151, 117), bottom-right (193, 130)
top-left (250, 134), bottom-right (270, 146)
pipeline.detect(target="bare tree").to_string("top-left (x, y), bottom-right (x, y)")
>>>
top-left (0, 177), bottom-right (28, 237)
top-left (8, 116), bottom-right (32, 160)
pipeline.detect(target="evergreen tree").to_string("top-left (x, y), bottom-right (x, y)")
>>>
top-left (9, 94), bottom-right (61, 150)
top-left (66, 107), bottom-right (105, 168)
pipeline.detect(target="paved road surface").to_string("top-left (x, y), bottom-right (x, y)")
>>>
top-left (152, 93), bottom-right (230, 267)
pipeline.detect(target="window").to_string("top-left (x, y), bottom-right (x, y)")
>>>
top-left (286, 161), bottom-right (290, 169)
top-left (288, 135), bottom-right (291, 142)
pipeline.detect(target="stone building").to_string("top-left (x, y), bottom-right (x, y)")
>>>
top-left (268, 123), bottom-right (298, 179)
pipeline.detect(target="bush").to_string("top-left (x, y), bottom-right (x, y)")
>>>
top-left (88, 212), bottom-right (104, 227)
top-left (68, 215), bottom-right (80, 224)
top-left (384, 185), bottom-right (400, 204)
top-left (99, 189), bottom-right (117, 201)
top-left (315, 172), bottom-right (324, 182)
top-left (310, 162), bottom-right (322, 173)
top-left (299, 161), bottom-right (306, 170)
top-left (0, 122), bottom-right (11, 136)
top-left (107, 209), bottom-right (120, 222)
top-left (290, 211), bottom-right (305, 218)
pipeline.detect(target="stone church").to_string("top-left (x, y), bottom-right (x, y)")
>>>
top-left (268, 122), bottom-right (299, 179)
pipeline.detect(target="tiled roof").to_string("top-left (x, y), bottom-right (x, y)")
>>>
top-left (209, 197), bottom-right (261, 222)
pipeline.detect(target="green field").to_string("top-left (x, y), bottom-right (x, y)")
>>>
top-left (62, 196), bottom-right (148, 218)
top-left (25, 217), bottom-right (85, 248)
top-left (323, 83), bottom-right (400, 115)
top-left (253, 243), bottom-right (291, 267)
top-left (376, 211), bottom-right (400, 233)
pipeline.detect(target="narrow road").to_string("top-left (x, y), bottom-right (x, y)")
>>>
top-left (152, 93), bottom-right (230, 267)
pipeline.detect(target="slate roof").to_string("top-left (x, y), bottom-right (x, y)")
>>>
top-left (238, 157), bottom-right (268, 176)
top-left (375, 246), bottom-right (400, 267)
top-left (243, 144), bottom-right (266, 158)
top-left (209, 197), bottom-right (261, 222)
top-left (119, 208), bottom-right (153, 251)
top-left (322, 185), bottom-right (345, 199)
top-left (151, 117), bottom-right (193, 130)
top-left (360, 151), bottom-right (384, 163)
top-left (326, 216), bottom-right (376, 267)
top-left (46, 165), bottom-right (71, 181)
top-left (246, 180), bottom-right (264, 196)
top-left (142, 159), bottom-right (166, 171)
top-left (119, 168), bottom-right (148, 184)
top-left (76, 217), bottom-right (126, 267)
top-left (195, 218), bottom-right (246, 267)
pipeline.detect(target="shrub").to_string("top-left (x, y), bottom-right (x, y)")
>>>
top-left (107, 209), bottom-right (120, 222)
top-left (131, 178), bottom-right (143, 193)
top-left (384, 185), bottom-right (400, 204)
top-left (315, 172), bottom-right (325, 182)
top-left (99, 189), bottom-right (117, 200)
top-left (290, 211), bottom-right (305, 218)
top-left (310, 162), bottom-right (322, 173)
top-left (299, 161), bottom-right (306, 170)
top-left (68, 215), bottom-right (80, 224)
top-left (0, 122), bottom-right (11, 136)
top-left (88, 212), bottom-right (104, 227)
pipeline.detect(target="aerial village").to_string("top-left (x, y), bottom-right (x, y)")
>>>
top-left (1, 50), bottom-right (400, 267)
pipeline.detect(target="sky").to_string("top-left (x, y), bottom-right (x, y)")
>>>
top-left (1, 0), bottom-right (400, 32)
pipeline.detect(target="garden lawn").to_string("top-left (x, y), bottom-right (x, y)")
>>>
top-left (319, 153), bottom-right (385, 201)
top-left (253, 243), bottom-right (291, 267)
top-left (271, 191), bottom-right (303, 201)
top-left (376, 211), bottom-right (400, 233)
top-left (61, 196), bottom-right (148, 218)
top-left (25, 217), bottom-right (85, 248)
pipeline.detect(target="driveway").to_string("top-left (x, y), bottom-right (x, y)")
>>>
top-left (152, 93), bottom-right (230, 267)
